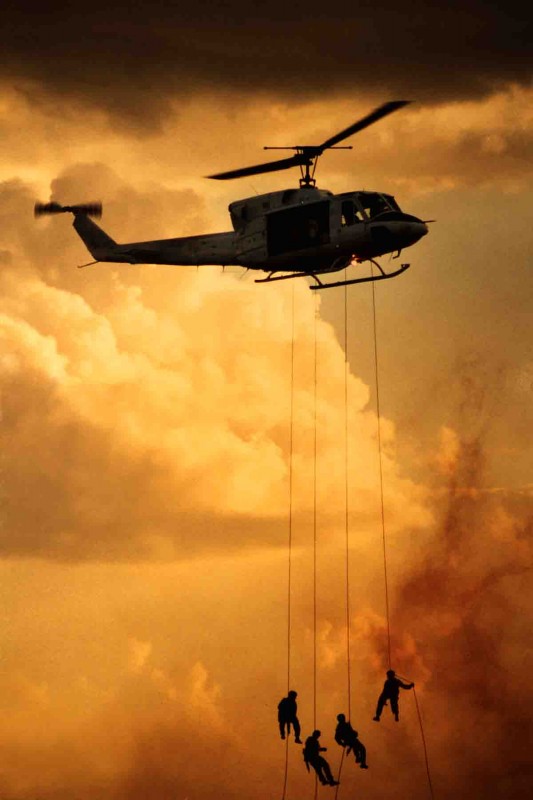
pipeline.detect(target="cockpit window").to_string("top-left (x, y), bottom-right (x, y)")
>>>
top-left (356, 192), bottom-right (400, 219)
top-left (382, 194), bottom-right (401, 211)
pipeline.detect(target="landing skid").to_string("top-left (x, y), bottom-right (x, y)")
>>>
top-left (255, 261), bottom-right (411, 289)
top-left (309, 262), bottom-right (410, 290)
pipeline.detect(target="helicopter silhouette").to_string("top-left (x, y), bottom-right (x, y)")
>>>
top-left (35, 101), bottom-right (429, 290)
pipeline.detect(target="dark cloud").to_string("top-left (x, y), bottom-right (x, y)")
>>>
top-left (1, 1), bottom-right (531, 128)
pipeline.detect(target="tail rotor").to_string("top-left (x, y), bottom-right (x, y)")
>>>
top-left (34, 201), bottom-right (103, 218)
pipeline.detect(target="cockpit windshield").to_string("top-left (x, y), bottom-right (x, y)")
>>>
top-left (382, 194), bottom-right (401, 211)
top-left (355, 192), bottom-right (401, 219)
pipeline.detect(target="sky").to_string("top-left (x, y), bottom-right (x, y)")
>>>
top-left (0, 3), bottom-right (532, 799)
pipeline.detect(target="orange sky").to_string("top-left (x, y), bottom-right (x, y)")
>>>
top-left (1, 11), bottom-right (532, 798)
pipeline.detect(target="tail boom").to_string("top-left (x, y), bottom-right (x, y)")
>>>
top-left (72, 214), bottom-right (237, 267)
top-left (73, 214), bottom-right (118, 261)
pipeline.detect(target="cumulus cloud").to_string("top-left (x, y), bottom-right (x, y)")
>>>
top-left (0, 377), bottom-right (531, 800)
top-left (5, 84), bottom-right (533, 212)
top-left (0, 143), bottom-right (531, 800)
top-left (0, 168), bottom-right (429, 560)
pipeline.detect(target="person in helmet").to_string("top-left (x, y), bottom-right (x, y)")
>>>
top-left (303, 730), bottom-right (339, 786)
top-left (334, 713), bottom-right (368, 768)
top-left (373, 670), bottom-right (414, 722)
top-left (277, 690), bottom-right (302, 743)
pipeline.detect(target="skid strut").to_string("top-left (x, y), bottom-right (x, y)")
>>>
top-left (255, 270), bottom-right (312, 284)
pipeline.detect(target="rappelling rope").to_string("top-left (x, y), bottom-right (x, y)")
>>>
top-left (413, 686), bottom-right (435, 800)
top-left (334, 277), bottom-right (352, 799)
top-left (313, 291), bottom-right (319, 800)
top-left (396, 676), bottom-right (436, 800)
top-left (370, 270), bottom-right (392, 669)
top-left (288, 283), bottom-right (295, 694)
top-left (281, 284), bottom-right (296, 800)
top-left (344, 281), bottom-right (352, 719)
top-left (281, 736), bottom-right (289, 800)
top-left (371, 266), bottom-right (435, 798)
top-left (413, 687), bottom-right (435, 799)
top-left (334, 748), bottom-right (346, 800)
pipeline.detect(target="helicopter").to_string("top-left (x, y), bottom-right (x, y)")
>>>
top-left (35, 101), bottom-right (429, 290)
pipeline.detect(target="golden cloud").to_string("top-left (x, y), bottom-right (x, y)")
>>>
top-left (0, 140), bottom-right (531, 800)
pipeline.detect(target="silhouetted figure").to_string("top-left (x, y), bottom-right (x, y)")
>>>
top-left (373, 670), bottom-right (414, 722)
top-left (278, 690), bottom-right (302, 743)
top-left (303, 730), bottom-right (339, 786)
top-left (334, 713), bottom-right (368, 768)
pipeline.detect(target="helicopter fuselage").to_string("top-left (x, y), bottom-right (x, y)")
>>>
top-left (227, 186), bottom-right (427, 272)
top-left (70, 186), bottom-right (428, 285)
top-left (39, 101), bottom-right (429, 289)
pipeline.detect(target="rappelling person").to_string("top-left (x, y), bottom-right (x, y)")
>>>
top-left (334, 713), bottom-right (368, 768)
top-left (278, 690), bottom-right (302, 743)
top-left (373, 669), bottom-right (414, 722)
top-left (303, 730), bottom-right (339, 786)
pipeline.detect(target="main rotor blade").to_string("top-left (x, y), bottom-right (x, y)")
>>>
top-left (207, 153), bottom-right (309, 180)
top-left (320, 100), bottom-right (411, 150)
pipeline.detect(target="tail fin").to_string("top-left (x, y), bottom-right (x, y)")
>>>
top-left (73, 214), bottom-right (117, 260)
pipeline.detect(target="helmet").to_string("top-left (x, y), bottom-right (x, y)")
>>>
top-left (288, 690), bottom-right (297, 698)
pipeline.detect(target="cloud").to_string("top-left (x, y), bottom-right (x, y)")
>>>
top-left (0, 421), bottom-right (531, 800)
top-left (5, 84), bottom-right (533, 213)
top-left (0, 122), bottom-right (531, 800)
top-left (128, 638), bottom-right (153, 672)
top-left (435, 426), bottom-right (461, 476)
top-left (1, 2), bottom-right (531, 128)
top-left (274, 361), bottom-right (532, 799)
top-left (0, 169), bottom-right (429, 560)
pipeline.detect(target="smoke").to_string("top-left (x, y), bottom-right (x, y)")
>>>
top-left (386, 362), bottom-right (533, 798)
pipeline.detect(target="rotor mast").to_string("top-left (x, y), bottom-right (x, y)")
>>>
top-left (263, 146), bottom-right (352, 187)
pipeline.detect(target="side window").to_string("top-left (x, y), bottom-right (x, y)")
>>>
top-left (341, 200), bottom-right (360, 226)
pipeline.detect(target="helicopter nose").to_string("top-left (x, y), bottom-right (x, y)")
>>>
top-left (405, 217), bottom-right (428, 244)
top-left (393, 213), bottom-right (428, 244)
top-left (370, 212), bottom-right (428, 250)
